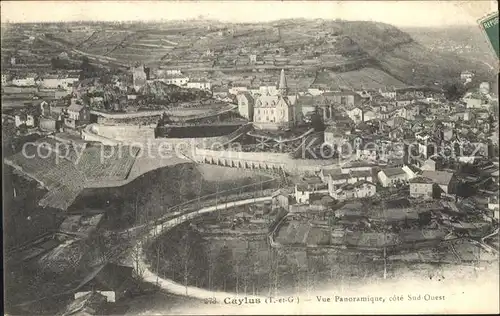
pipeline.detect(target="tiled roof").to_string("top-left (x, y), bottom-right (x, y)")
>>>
top-left (381, 167), bottom-right (406, 177)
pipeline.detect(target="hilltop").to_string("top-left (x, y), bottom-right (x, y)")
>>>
top-left (2, 19), bottom-right (495, 86)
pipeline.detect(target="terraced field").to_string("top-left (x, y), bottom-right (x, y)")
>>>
top-left (3, 138), bottom-right (141, 210)
top-left (313, 67), bottom-right (407, 90)
top-left (48, 30), bottom-right (95, 46)
top-left (75, 30), bottom-right (132, 56)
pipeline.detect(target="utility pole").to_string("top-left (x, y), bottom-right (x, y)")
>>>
top-left (156, 243), bottom-right (160, 286)
top-left (383, 246), bottom-right (387, 280)
top-left (183, 227), bottom-right (189, 295)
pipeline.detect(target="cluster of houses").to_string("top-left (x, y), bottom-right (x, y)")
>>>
top-left (291, 158), bottom-right (458, 206)
top-left (13, 98), bottom-right (90, 132)
top-left (131, 65), bottom-right (212, 92)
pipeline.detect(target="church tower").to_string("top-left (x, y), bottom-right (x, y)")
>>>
top-left (278, 69), bottom-right (288, 96)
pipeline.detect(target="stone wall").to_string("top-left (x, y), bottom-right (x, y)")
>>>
top-left (193, 147), bottom-right (337, 174)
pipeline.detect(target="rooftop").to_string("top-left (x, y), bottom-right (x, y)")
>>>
top-left (409, 176), bottom-right (434, 184)
top-left (421, 170), bottom-right (454, 186)
top-left (380, 167), bottom-right (406, 177)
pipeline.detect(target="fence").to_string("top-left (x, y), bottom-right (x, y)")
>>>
top-left (149, 178), bottom-right (279, 232)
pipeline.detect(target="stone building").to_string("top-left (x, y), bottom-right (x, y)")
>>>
top-left (252, 69), bottom-right (299, 130)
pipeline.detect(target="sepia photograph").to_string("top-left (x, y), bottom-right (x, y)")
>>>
top-left (1, 1), bottom-right (499, 315)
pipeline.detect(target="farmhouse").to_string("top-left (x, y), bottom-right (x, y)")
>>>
top-left (330, 180), bottom-right (376, 201)
top-left (409, 176), bottom-right (435, 200)
top-left (377, 167), bottom-right (408, 187)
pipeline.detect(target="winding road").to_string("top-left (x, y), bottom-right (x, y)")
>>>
top-left (136, 196), bottom-right (273, 300)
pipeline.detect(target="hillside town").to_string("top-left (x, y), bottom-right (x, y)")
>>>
top-left (2, 10), bottom-right (499, 316)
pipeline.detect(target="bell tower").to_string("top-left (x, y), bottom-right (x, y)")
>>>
top-left (278, 69), bottom-right (288, 96)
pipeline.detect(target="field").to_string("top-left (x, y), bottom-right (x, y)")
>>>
top-left (107, 33), bottom-right (178, 64)
top-left (313, 67), bottom-right (407, 90)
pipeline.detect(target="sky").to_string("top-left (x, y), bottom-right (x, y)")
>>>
top-left (1, 1), bottom-right (497, 27)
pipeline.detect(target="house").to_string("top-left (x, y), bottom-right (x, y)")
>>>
top-left (259, 85), bottom-right (278, 96)
top-left (409, 176), bottom-right (435, 200)
top-left (237, 92), bottom-right (255, 120)
top-left (38, 76), bottom-right (79, 90)
top-left (295, 184), bottom-right (312, 204)
top-left (394, 105), bottom-right (419, 121)
top-left (421, 170), bottom-right (455, 194)
top-left (377, 167), bottom-right (408, 187)
top-left (379, 87), bottom-right (396, 99)
top-left (1, 73), bottom-right (10, 84)
top-left (154, 69), bottom-right (188, 87)
top-left (307, 87), bottom-right (325, 96)
top-left (326, 172), bottom-right (352, 190)
top-left (228, 86), bottom-right (249, 95)
top-left (212, 87), bottom-right (230, 99)
top-left (39, 117), bottom-right (63, 132)
top-left (479, 82), bottom-right (490, 95)
top-left (350, 170), bottom-right (373, 183)
top-left (363, 109), bottom-right (377, 122)
top-left (330, 180), bottom-right (376, 201)
top-left (395, 98), bottom-right (414, 107)
top-left (460, 70), bottom-right (474, 83)
top-left (323, 126), bottom-right (346, 149)
top-left (487, 196), bottom-right (498, 211)
top-left (15, 113), bottom-right (36, 127)
top-left (65, 100), bottom-right (90, 129)
top-left (346, 106), bottom-right (364, 124)
top-left (12, 76), bottom-right (36, 86)
top-left (294, 177), bottom-right (326, 205)
top-left (319, 168), bottom-right (342, 183)
top-left (186, 81), bottom-right (212, 91)
top-left (449, 111), bottom-right (472, 122)
top-left (131, 65), bottom-right (149, 90)
top-left (54, 88), bottom-right (71, 99)
top-left (463, 93), bottom-right (490, 109)
top-left (74, 263), bottom-right (134, 303)
top-left (401, 165), bottom-right (418, 180)
top-left (323, 90), bottom-right (362, 107)
top-left (420, 158), bottom-right (437, 171)
top-left (272, 189), bottom-right (293, 211)
top-left (341, 160), bottom-right (377, 174)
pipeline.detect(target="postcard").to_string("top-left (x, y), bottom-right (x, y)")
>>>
top-left (1, 1), bottom-right (499, 315)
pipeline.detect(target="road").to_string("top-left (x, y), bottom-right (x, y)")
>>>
top-left (136, 196), bottom-right (273, 301)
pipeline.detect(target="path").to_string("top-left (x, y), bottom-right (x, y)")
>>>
top-left (136, 196), bottom-right (273, 300)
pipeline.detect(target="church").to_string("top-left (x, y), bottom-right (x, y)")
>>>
top-left (238, 69), bottom-right (299, 130)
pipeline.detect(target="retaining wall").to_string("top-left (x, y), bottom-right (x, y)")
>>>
top-left (193, 147), bottom-right (337, 174)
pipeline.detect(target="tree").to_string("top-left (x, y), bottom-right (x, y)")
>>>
top-left (443, 80), bottom-right (466, 101)
top-left (310, 107), bottom-right (325, 132)
top-left (212, 245), bottom-right (235, 291)
top-left (131, 244), bottom-right (145, 280)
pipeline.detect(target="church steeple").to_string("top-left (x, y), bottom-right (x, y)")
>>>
top-left (278, 68), bottom-right (288, 96)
